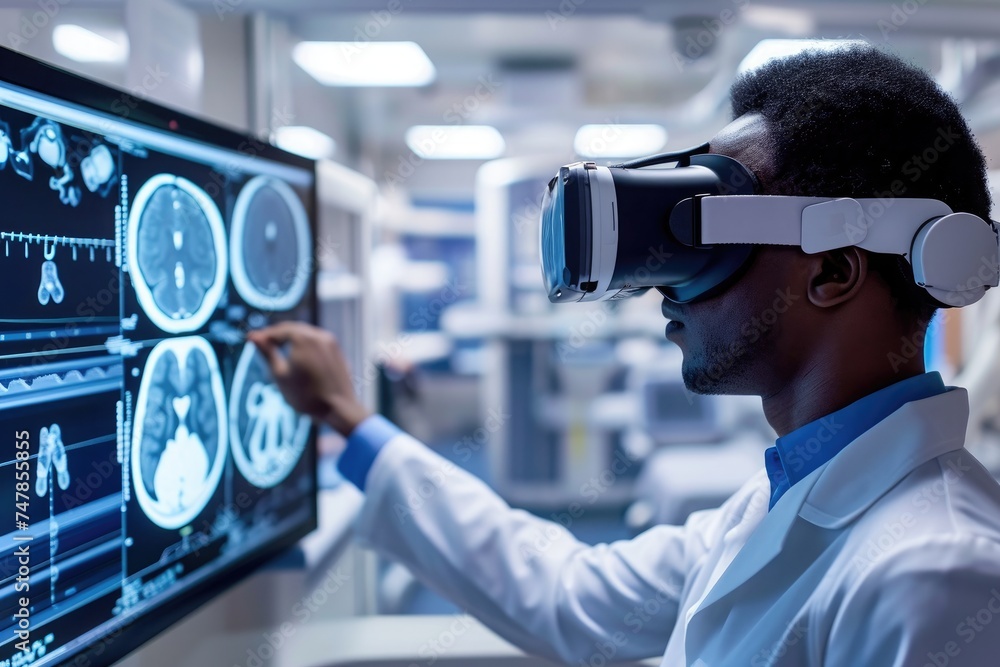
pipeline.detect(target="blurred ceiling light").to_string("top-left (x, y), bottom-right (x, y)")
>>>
top-left (738, 39), bottom-right (865, 75)
top-left (405, 125), bottom-right (505, 160)
top-left (293, 41), bottom-right (435, 87)
top-left (273, 126), bottom-right (336, 160)
top-left (574, 124), bottom-right (668, 158)
top-left (53, 24), bottom-right (128, 64)
top-left (742, 7), bottom-right (815, 36)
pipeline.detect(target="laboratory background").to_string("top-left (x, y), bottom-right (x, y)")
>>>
top-left (0, 0), bottom-right (998, 665)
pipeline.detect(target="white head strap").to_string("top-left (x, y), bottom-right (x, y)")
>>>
top-left (691, 195), bottom-right (1000, 307)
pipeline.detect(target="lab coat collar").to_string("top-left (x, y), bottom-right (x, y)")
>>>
top-left (689, 457), bottom-right (822, 617)
top-left (798, 386), bottom-right (969, 529)
top-left (688, 387), bottom-right (969, 622)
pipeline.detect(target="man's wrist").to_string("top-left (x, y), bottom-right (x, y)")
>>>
top-left (337, 414), bottom-right (403, 491)
top-left (324, 398), bottom-right (372, 437)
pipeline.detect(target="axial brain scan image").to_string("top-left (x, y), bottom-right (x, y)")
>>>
top-left (128, 174), bottom-right (228, 333)
top-left (230, 176), bottom-right (311, 312)
top-left (132, 336), bottom-right (228, 529)
top-left (229, 344), bottom-right (310, 488)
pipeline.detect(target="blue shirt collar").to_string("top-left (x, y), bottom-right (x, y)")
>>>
top-left (765, 371), bottom-right (947, 510)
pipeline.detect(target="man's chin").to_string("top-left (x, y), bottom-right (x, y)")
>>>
top-left (681, 365), bottom-right (728, 396)
top-left (679, 353), bottom-right (758, 396)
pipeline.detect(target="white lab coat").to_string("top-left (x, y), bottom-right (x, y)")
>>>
top-left (354, 388), bottom-right (1000, 666)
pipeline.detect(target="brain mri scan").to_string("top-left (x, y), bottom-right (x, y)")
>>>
top-left (230, 176), bottom-right (311, 312)
top-left (128, 174), bottom-right (228, 333)
top-left (132, 336), bottom-right (228, 529)
top-left (229, 344), bottom-right (310, 488)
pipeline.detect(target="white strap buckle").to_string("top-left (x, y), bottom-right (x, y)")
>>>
top-left (801, 198), bottom-right (867, 253)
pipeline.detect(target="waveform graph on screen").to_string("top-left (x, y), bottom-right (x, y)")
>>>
top-left (0, 114), bottom-right (121, 353)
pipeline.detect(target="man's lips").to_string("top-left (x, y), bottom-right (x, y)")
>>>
top-left (661, 300), bottom-right (684, 324)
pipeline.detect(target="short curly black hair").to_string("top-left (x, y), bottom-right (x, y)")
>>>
top-left (729, 43), bottom-right (993, 327)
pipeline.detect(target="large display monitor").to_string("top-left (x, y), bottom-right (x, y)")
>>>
top-left (0, 47), bottom-right (318, 666)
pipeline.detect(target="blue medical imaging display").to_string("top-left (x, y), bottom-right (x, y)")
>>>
top-left (0, 51), bottom-right (317, 666)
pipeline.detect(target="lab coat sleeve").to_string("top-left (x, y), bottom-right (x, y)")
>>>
top-left (353, 431), bottom-right (723, 664)
top-left (824, 535), bottom-right (1000, 666)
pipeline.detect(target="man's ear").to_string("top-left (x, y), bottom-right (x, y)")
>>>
top-left (806, 247), bottom-right (868, 309)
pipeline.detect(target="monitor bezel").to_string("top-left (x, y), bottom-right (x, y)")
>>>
top-left (0, 45), bottom-right (321, 667)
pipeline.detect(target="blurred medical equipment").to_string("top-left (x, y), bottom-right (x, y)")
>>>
top-left (451, 157), bottom-right (660, 508)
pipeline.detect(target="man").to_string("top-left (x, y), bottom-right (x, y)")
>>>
top-left (250, 45), bottom-right (1000, 666)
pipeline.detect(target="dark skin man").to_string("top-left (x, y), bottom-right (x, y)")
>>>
top-left (245, 44), bottom-right (1000, 666)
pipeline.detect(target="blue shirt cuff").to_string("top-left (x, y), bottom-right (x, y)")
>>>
top-left (336, 414), bottom-right (402, 491)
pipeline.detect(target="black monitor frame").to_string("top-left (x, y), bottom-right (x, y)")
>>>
top-left (0, 45), bottom-right (320, 667)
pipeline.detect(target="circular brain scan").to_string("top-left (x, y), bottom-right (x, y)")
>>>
top-left (229, 344), bottom-right (310, 488)
top-left (230, 176), bottom-right (311, 312)
top-left (132, 336), bottom-right (228, 529)
top-left (128, 174), bottom-right (228, 333)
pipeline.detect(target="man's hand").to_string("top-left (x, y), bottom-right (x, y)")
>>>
top-left (247, 322), bottom-right (371, 437)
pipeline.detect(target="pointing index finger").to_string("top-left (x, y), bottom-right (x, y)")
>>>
top-left (248, 320), bottom-right (302, 346)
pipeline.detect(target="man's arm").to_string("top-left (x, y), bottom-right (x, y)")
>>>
top-left (824, 535), bottom-right (1000, 666)
top-left (352, 423), bottom-right (716, 663)
top-left (248, 322), bottom-right (714, 663)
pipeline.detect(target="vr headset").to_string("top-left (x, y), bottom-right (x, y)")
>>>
top-left (540, 143), bottom-right (1000, 308)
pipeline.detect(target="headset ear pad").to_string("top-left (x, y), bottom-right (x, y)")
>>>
top-left (910, 213), bottom-right (1000, 307)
